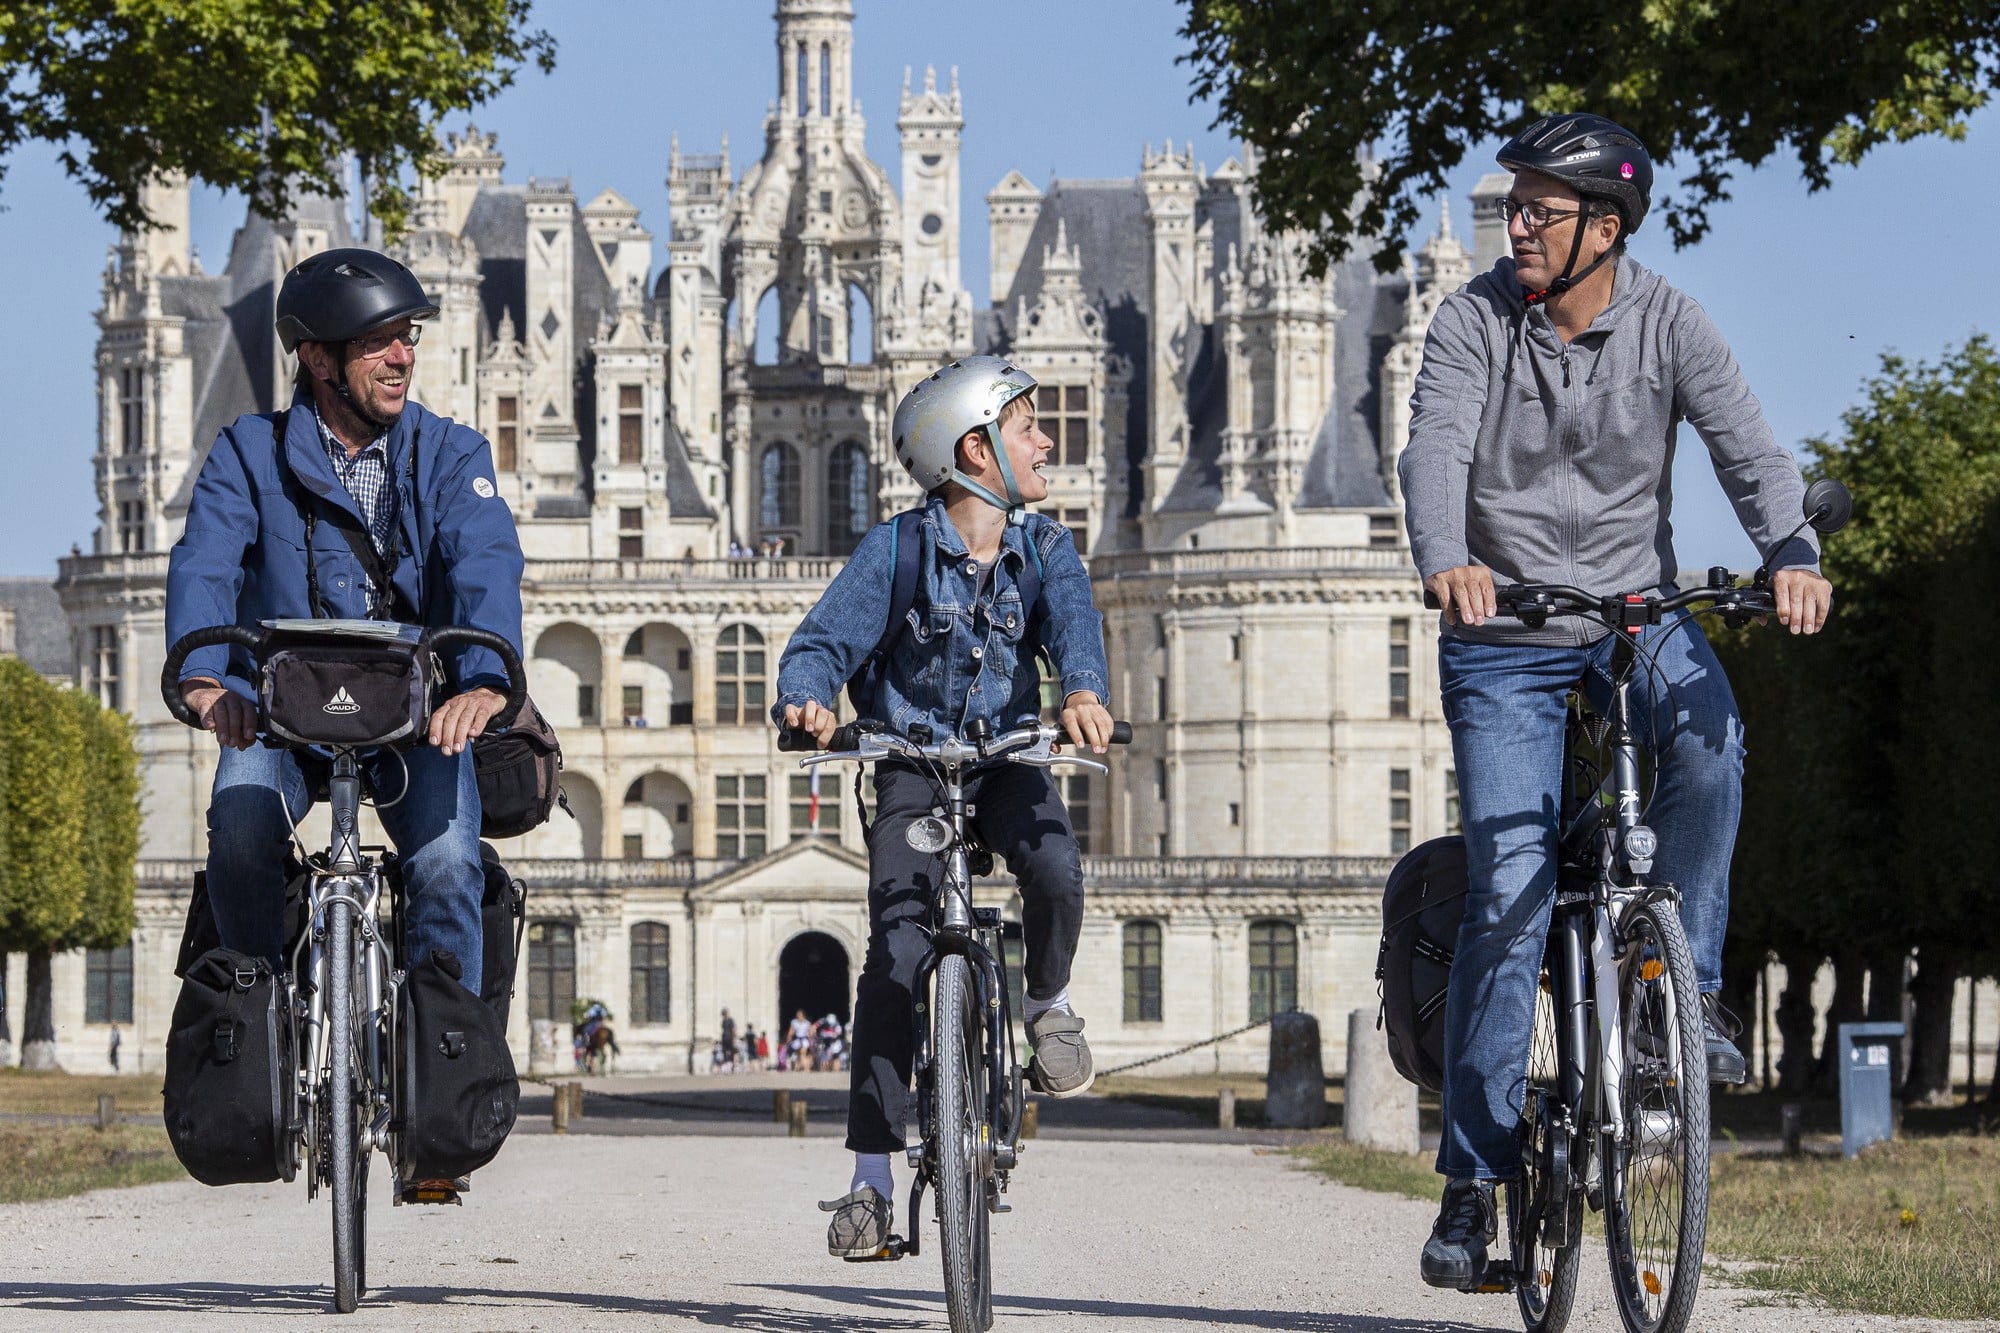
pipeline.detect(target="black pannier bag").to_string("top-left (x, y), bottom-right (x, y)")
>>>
top-left (175, 865), bottom-right (308, 980)
top-left (163, 948), bottom-right (297, 1186)
top-left (1376, 835), bottom-right (1470, 1094)
top-left (399, 948), bottom-right (519, 1180)
top-left (258, 622), bottom-right (436, 749)
top-left (471, 694), bottom-right (567, 839)
top-left (477, 842), bottom-right (527, 1027)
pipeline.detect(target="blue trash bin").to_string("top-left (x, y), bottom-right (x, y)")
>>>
top-left (1836, 1021), bottom-right (1904, 1159)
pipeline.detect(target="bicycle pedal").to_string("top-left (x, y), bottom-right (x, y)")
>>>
top-left (400, 1179), bottom-right (466, 1206)
top-left (842, 1235), bottom-right (909, 1262)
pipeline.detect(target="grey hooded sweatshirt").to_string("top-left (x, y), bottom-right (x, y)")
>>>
top-left (1399, 253), bottom-right (1816, 646)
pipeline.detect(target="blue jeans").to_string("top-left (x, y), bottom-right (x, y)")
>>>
top-left (1436, 614), bottom-right (1744, 1180)
top-left (206, 742), bottom-right (486, 995)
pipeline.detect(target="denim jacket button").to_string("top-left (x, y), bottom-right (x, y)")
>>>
top-left (965, 561), bottom-right (978, 576)
top-left (971, 646), bottom-right (983, 661)
top-left (1006, 614), bottom-right (1016, 629)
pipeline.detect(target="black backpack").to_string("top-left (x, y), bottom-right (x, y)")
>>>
top-left (844, 508), bottom-right (1055, 717)
top-left (1375, 835), bottom-right (1469, 1093)
top-left (163, 948), bottom-right (299, 1186)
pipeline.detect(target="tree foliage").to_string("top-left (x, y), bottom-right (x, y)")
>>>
top-left (0, 659), bottom-right (88, 954)
top-left (1180, 0), bottom-right (2000, 273)
top-left (0, 0), bottom-right (555, 236)
top-left (59, 688), bottom-right (138, 954)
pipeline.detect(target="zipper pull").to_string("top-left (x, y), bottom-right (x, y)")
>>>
top-left (1560, 348), bottom-right (1572, 388)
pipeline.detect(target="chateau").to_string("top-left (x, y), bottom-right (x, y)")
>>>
top-left (26, 1), bottom-right (1510, 1076)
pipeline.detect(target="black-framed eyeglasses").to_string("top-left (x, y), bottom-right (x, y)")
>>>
top-left (1489, 197), bottom-right (1586, 230)
top-left (352, 324), bottom-right (423, 358)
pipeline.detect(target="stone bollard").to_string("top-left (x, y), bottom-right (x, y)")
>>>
top-left (1345, 1009), bottom-right (1419, 1153)
top-left (1217, 1086), bottom-right (1236, 1131)
top-left (1020, 1100), bottom-right (1038, 1140)
top-left (552, 1082), bottom-right (571, 1135)
top-left (1265, 1011), bottom-right (1328, 1130)
top-left (774, 1089), bottom-right (792, 1123)
top-left (529, 1020), bottom-right (561, 1076)
top-left (1780, 1102), bottom-right (1802, 1157)
top-left (96, 1094), bottom-right (116, 1132)
top-left (788, 1098), bottom-right (809, 1138)
top-left (567, 1083), bottom-right (585, 1121)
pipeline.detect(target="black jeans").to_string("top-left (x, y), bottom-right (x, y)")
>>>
top-left (846, 761), bottom-right (1084, 1153)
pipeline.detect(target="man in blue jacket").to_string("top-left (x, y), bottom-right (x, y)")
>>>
top-left (166, 247), bottom-right (525, 1000)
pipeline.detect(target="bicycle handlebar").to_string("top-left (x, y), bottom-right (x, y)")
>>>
top-left (778, 718), bottom-right (1133, 766)
top-left (1420, 570), bottom-right (1776, 631)
top-left (160, 623), bottom-right (530, 733)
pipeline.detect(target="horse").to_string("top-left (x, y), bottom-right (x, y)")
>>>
top-left (572, 1002), bottom-right (620, 1075)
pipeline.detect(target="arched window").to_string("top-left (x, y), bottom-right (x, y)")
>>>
top-left (819, 43), bottom-right (831, 117)
top-left (630, 922), bottom-right (671, 1025)
top-left (528, 921), bottom-right (577, 1023)
top-left (1247, 920), bottom-right (1298, 1022)
top-left (85, 939), bottom-right (134, 1024)
top-left (795, 42), bottom-right (808, 116)
top-left (826, 442), bottom-right (871, 555)
top-left (760, 443), bottom-right (800, 531)
top-left (1122, 921), bottom-right (1163, 1022)
top-left (716, 624), bottom-right (767, 725)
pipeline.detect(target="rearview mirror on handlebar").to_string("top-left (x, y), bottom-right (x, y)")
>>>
top-left (1804, 478), bottom-right (1852, 535)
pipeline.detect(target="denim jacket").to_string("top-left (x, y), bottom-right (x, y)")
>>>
top-left (774, 497), bottom-right (1110, 740)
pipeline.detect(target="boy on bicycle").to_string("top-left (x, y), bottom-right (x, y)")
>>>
top-left (774, 355), bottom-right (1114, 1258)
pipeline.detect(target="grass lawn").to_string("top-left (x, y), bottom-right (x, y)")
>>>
top-left (0, 1070), bottom-right (184, 1204)
top-left (1291, 1129), bottom-right (2000, 1321)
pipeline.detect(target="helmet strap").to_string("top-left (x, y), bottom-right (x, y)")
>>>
top-left (1522, 212), bottom-right (1612, 308)
top-left (947, 421), bottom-right (1028, 523)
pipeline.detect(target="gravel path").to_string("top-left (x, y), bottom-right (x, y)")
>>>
top-left (1, 1133), bottom-right (1991, 1331)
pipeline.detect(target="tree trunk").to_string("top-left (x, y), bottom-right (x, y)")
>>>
top-left (1986, 1018), bottom-right (2000, 1105)
top-left (1815, 951), bottom-right (1868, 1094)
top-left (1902, 948), bottom-right (1960, 1106)
top-left (0, 950), bottom-right (11, 1067)
top-left (20, 949), bottom-right (58, 1071)
top-left (1775, 945), bottom-right (1821, 1096)
top-left (1865, 946), bottom-right (1909, 1091)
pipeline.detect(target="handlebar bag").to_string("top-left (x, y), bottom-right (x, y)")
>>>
top-left (259, 626), bottom-right (436, 749)
top-left (1375, 835), bottom-right (1469, 1094)
top-left (163, 948), bottom-right (298, 1186)
top-left (397, 947), bottom-right (519, 1180)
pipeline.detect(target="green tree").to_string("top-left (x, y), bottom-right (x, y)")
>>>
top-left (1180, 1), bottom-right (2000, 272)
top-left (59, 688), bottom-right (138, 956)
top-left (0, 659), bottom-right (89, 1068)
top-left (0, 1), bottom-right (555, 235)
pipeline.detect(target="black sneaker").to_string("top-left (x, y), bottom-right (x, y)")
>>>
top-left (1420, 1179), bottom-right (1497, 1289)
top-left (1701, 994), bottom-right (1748, 1086)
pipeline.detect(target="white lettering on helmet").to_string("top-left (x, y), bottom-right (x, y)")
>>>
top-left (1563, 150), bottom-right (1603, 163)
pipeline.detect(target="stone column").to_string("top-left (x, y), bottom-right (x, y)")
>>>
top-left (1345, 1008), bottom-right (1419, 1152)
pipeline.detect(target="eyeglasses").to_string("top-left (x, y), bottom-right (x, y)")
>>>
top-left (351, 324), bottom-right (423, 358)
top-left (1489, 197), bottom-right (1587, 231)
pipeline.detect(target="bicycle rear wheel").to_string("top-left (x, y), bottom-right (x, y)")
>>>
top-left (934, 954), bottom-right (993, 1333)
top-left (327, 899), bottom-right (366, 1313)
top-left (1605, 899), bottom-right (1710, 1333)
top-left (1513, 962), bottom-right (1582, 1333)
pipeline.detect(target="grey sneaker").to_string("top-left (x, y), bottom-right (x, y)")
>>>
top-left (1420, 1179), bottom-right (1497, 1289)
top-left (1026, 1009), bottom-right (1094, 1097)
top-left (819, 1185), bottom-right (891, 1258)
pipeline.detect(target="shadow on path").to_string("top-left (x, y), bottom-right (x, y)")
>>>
top-left (0, 1280), bottom-right (1507, 1331)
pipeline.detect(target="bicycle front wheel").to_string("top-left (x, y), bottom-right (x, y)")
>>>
top-left (327, 899), bottom-right (366, 1313)
top-left (933, 953), bottom-right (993, 1333)
top-left (1513, 961), bottom-right (1582, 1333)
top-left (1605, 899), bottom-right (1710, 1333)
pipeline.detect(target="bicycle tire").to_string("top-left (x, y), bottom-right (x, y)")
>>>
top-left (934, 954), bottom-right (992, 1333)
top-left (1513, 964), bottom-right (1583, 1333)
top-left (1604, 899), bottom-right (1710, 1333)
top-left (328, 899), bottom-right (362, 1314)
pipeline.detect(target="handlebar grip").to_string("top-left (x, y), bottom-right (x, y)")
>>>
top-left (776, 726), bottom-right (817, 752)
top-left (424, 626), bottom-right (529, 731)
top-left (778, 720), bottom-right (875, 753)
top-left (1109, 721), bottom-right (1132, 745)
top-left (1423, 590), bottom-right (1440, 610)
top-left (160, 625), bottom-right (267, 728)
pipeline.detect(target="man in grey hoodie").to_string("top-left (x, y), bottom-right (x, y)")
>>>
top-left (1398, 114), bottom-right (1834, 1288)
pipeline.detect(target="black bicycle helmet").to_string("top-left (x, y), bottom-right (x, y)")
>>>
top-left (1496, 113), bottom-right (1653, 237)
top-left (274, 247), bottom-right (438, 354)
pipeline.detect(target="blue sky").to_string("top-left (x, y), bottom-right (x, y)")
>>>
top-left (2, 0), bottom-right (1995, 575)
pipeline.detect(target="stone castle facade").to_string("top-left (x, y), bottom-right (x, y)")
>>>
top-left (37, 0), bottom-right (1510, 1077)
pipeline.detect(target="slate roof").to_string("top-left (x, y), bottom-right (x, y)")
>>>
top-left (0, 577), bottom-right (71, 677)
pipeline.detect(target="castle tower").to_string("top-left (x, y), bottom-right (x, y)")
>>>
top-left (664, 133), bottom-right (731, 495)
top-left (523, 176), bottom-right (581, 496)
top-left (777, 0), bottom-right (855, 124)
top-left (897, 66), bottom-right (971, 355)
top-left (985, 169), bottom-right (1043, 304)
top-left (1139, 141), bottom-right (1202, 525)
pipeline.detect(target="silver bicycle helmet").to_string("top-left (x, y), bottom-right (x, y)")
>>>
top-left (891, 355), bottom-right (1037, 517)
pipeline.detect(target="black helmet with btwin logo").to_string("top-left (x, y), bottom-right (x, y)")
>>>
top-left (1496, 113), bottom-right (1654, 237)
top-left (274, 247), bottom-right (438, 354)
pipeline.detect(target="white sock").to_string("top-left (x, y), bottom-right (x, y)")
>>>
top-left (1023, 988), bottom-right (1070, 1024)
top-left (850, 1152), bottom-right (893, 1200)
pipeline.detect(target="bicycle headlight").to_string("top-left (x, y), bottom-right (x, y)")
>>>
top-left (905, 815), bottom-right (953, 854)
top-left (1624, 824), bottom-right (1658, 871)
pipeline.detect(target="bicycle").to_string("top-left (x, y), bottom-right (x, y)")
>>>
top-left (162, 618), bottom-right (526, 1313)
top-left (1433, 480), bottom-right (1848, 1333)
top-left (779, 716), bottom-right (1130, 1333)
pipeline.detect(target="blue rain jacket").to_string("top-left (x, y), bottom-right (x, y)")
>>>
top-left (166, 391), bottom-right (526, 697)
top-left (773, 496), bottom-right (1110, 740)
